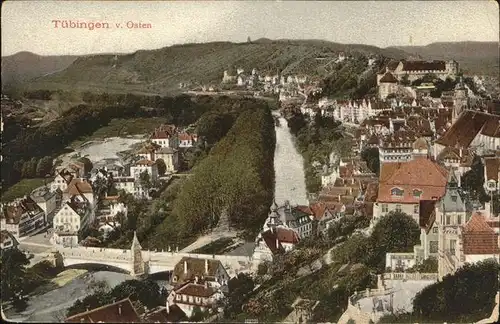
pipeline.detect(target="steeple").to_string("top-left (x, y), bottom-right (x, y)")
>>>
top-left (130, 231), bottom-right (145, 276)
top-left (131, 231), bottom-right (142, 251)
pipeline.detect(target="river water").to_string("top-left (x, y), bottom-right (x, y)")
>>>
top-left (5, 111), bottom-right (308, 323)
top-left (273, 112), bottom-right (308, 206)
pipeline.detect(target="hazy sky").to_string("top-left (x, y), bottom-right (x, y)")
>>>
top-left (2, 0), bottom-right (499, 56)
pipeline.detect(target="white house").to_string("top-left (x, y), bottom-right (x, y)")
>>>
top-left (178, 133), bottom-right (197, 148)
top-left (113, 177), bottom-right (136, 195)
top-left (51, 170), bottom-right (74, 192)
top-left (130, 160), bottom-right (159, 181)
top-left (51, 197), bottom-right (93, 247)
top-left (151, 125), bottom-right (178, 148)
top-left (168, 281), bottom-right (224, 318)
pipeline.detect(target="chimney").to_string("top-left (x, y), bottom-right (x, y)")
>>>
top-left (194, 276), bottom-right (199, 284)
top-left (459, 148), bottom-right (463, 158)
top-left (118, 304), bottom-right (122, 315)
top-left (276, 236), bottom-right (280, 250)
top-left (184, 260), bottom-right (188, 274)
top-left (205, 259), bottom-right (209, 275)
top-left (166, 301), bottom-right (170, 314)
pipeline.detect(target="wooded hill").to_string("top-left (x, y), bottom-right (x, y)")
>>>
top-left (18, 40), bottom-right (409, 94)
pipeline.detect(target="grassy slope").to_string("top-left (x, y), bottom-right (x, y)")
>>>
top-left (24, 40), bottom-right (409, 94)
top-left (388, 41), bottom-right (499, 76)
top-left (1, 178), bottom-right (51, 202)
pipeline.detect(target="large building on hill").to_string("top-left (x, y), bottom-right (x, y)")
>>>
top-left (377, 59), bottom-right (459, 85)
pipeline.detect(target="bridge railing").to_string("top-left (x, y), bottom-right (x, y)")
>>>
top-left (59, 247), bottom-right (131, 261)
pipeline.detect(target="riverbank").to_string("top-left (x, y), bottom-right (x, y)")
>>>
top-left (31, 269), bottom-right (88, 296)
top-left (4, 271), bottom-right (133, 322)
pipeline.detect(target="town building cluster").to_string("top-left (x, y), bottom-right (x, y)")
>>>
top-left (0, 123), bottom-right (198, 249)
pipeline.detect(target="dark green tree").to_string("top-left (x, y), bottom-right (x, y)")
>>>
top-left (367, 211), bottom-right (420, 271)
top-left (462, 155), bottom-right (489, 202)
top-left (225, 273), bottom-right (255, 317)
top-left (413, 260), bottom-right (499, 322)
top-left (1, 249), bottom-right (30, 308)
top-left (36, 156), bottom-right (53, 177)
top-left (360, 147), bottom-right (380, 175)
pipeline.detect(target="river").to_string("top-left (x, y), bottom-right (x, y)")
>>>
top-left (273, 112), bottom-right (308, 206)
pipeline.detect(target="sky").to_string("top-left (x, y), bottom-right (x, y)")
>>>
top-left (1, 0), bottom-right (499, 56)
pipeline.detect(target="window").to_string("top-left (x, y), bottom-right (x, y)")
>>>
top-left (457, 215), bottom-right (462, 225)
top-left (451, 195), bottom-right (458, 202)
top-left (391, 188), bottom-right (404, 196)
top-left (429, 241), bottom-right (438, 253)
top-left (176, 294), bottom-right (181, 301)
top-left (446, 215), bottom-right (451, 225)
top-left (414, 204), bottom-right (419, 214)
top-left (433, 227), bottom-right (438, 234)
top-left (395, 204), bottom-right (402, 212)
top-left (172, 276), bottom-right (178, 282)
top-left (382, 204), bottom-right (388, 213)
top-left (450, 240), bottom-right (456, 255)
top-left (413, 189), bottom-right (423, 198)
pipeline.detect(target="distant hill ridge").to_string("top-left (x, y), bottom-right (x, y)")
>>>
top-left (3, 40), bottom-right (497, 93)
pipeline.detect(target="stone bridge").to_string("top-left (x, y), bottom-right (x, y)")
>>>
top-left (55, 233), bottom-right (254, 277)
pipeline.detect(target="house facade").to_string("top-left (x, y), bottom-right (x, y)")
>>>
top-left (52, 198), bottom-right (93, 247)
top-left (1, 230), bottom-right (20, 251)
top-left (31, 186), bottom-right (58, 222)
top-left (372, 154), bottom-right (448, 227)
top-left (155, 147), bottom-right (179, 173)
top-left (0, 196), bottom-right (46, 239)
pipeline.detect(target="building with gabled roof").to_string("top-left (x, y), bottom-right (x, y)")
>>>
top-left (170, 257), bottom-right (229, 289)
top-left (65, 298), bottom-right (141, 323)
top-left (373, 153), bottom-right (448, 227)
top-left (434, 110), bottom-right (500, 157)
top-left (1, 196), bottom-right (46, 239)
top-left (438, 211), bottom-right (500, 279)
top-left (167, 279), bottom-right (224, 318)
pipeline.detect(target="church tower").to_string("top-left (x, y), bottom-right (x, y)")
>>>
top-left (267, 200), bottom-right (283, 231)
top-left (452, 77), bottom-right (468, 123)
top-left (130, 231), bottom-right (145, 277)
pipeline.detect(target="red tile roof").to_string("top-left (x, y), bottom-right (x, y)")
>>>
top-left (377, 159), bottom-right (448, 203)
top-left (261, 227), bottom-right (300, 253)
top-left (435, 110), bottom-right (498, 148)
top-left (175, 283), bottom-right (216, 298)
top-left (65, 298), bottom-right (140, 323)
top-left (462, 212), bottom-right (500, 255)
top-left (64, 179), bottom-right (94, 196)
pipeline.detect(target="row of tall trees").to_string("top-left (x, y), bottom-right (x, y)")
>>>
top-left (171, 104), bottom-right (275, 239)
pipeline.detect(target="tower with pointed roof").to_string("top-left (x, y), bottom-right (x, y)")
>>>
top-left (267, 200), bottom-right (283, 231)
top-left (130, 231), bottom-right (145, 277)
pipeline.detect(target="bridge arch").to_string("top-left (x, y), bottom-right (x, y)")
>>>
top-left (63, 262), bottom-right (132, 275)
